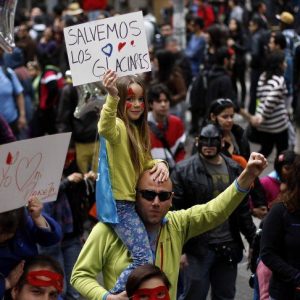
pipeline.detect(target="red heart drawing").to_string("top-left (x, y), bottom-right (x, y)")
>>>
top-left (15, 153), bottom-right (42, 192)
top-left (130, 40), bottom-right (135, 46)
top-left (118, 42), bottom-right (126, 51)
top-left (6, 152), bottom-right (13, 164)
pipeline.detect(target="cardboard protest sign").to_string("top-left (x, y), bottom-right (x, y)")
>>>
top-left (0, 133), bottom-right (71, 213)
top-left (64, 11), bottom-right (151, 86)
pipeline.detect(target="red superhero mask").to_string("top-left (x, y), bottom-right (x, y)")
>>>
top-left (132, 286), bottom-right (170, 300)
top-left (26, 270), bottom-right (63, 293)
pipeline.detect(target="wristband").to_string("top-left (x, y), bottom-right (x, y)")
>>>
top-left (103, 292), bottom-right (110, 300)
top-left (234, 179), bottom-right (250, 193)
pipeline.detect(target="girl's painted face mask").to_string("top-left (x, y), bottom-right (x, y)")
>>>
top-left (132, 285), bottom-right (170, 300)
top-left (125, 87), bottom-right (145, 109)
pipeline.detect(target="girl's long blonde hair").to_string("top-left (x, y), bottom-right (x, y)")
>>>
top-left (116, 75), bottom-right (151, 175)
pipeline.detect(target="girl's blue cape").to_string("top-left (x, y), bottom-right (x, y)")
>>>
top-left (95, 136), bottom-right (119, 224)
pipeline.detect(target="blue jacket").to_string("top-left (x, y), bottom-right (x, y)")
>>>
top-left (0, 212), bottom-right (62, 297)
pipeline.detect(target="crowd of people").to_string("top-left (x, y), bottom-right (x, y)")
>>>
top-left (1, 0), bottom-right (300, 299)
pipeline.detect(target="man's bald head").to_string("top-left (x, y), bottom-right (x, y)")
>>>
top-left (137, 170), bottom-right (173, 190)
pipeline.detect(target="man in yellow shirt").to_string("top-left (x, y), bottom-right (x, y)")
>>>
top-left (71, 152), bottom-right (267, 300)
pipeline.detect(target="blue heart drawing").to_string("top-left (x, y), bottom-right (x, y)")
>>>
top-left (101, 43), bottom-right (113, 57)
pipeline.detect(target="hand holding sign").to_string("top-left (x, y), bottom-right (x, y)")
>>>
top-left (102, 69), bottom-right (118, 97)
top-left (64, 11), bottom-right (151, 86)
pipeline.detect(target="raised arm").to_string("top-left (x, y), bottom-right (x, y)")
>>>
top-left (175, 152), bottom-right (267, 242)
top-left (98, 70), bottom-right (120, 143)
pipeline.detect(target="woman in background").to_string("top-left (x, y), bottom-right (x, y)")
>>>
top-left (208, 98), bottom-right (267, 217)
top-left (251, 50), bottom-right (289, 158)
top-left (260, 154), bottom-right (300, 300)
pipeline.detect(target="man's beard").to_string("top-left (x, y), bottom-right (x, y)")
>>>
top-left (200, 151), bottom-right (219, 160)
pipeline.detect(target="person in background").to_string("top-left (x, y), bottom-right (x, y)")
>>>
top-left (206, 46), bottom-right (237, 109)
top-left (251, 1), bottom-right (268, 30)
top-left (227, 0), bottom-right (244, 23)
top-left (37, 27), bottom-right (57, 60)
top-left (228, 18), bottom-right (248, 108)
top-left (248, 15), bottom-right (270, 115)
top-left (204, 24), bottom-right (229, 71)
top-left (56, 71), bottom-right (102, 173)
top-left (268, 31), bottom-right (294, 111)
top-left (81, 0), bottom-right (108, 21)
top-left (185, 16), bottom-right (206, 78)
top-left (152, 49), bottom-right (187, 120)
top-left (126, 264), bottom-right (171, 300)
top-left (172, 123), bottom-right (257, 300)
top-left (276, 11), bottom-right (299, 54)
top-left (4, 47), bottom-right (35, 139)
top-left (26, 61), bottom-right (41, 112)
top-left (0, 197), bottom-right (62, 299)
top-left (15, 23), bottom-right (37, 64)
top-left (40, 155), bottom-right (96, 300)
top-left (194, 0), bottom-right (215, 29)
top-left (207, 98), bottom-right (267, 217)
top-left (10, 255), bottom-right (64, 300)
top-left (0, 49), bottom-right (27, 138)
top-left (141, 7), bottom-right (157, 49)
top-left (251, 50), bottom-right (289, 158)
top-left (28, 5), bottom-right (48, 42)
top-left (147, 83), bottom-right (186, 171)
top-left (259, 149), bottom-right (295, 208)
top-left (250, 150), bottom-right (296, 300)
top-left (31, 45), bottom-right (64, 137)
top-left (153, 22), bottom-right (174, 51)
top-left (260, 154), bottom-right (300, 300)
top-left (164, 36), bottom-right (193, 88)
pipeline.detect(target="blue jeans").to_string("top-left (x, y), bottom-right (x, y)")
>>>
top-left (39, 236), bottom-right (82, 300)
top-left (253, 273), bottom-right (260, 300)
top-left (178, 250), bottom-right (237, 300)
top-left (110, 201), bottom-right (153, 293)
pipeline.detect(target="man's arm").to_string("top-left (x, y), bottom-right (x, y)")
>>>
top-left (71, 223), bottom-right (112, 300)
top-left (71, 223), bottom-right (130, 300)
top-left (16, 93), bottom-right (27, 130)
top-left (172, 152), bottom-right (267, 242)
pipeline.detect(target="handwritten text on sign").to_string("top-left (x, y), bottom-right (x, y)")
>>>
top-left (0, 133), bottom-right (71, 213)
top-left (64, 11), bottom-right (151, 86)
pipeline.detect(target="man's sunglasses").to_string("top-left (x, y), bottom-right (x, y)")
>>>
top-left (136, 189), bottom-right (173, 202)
